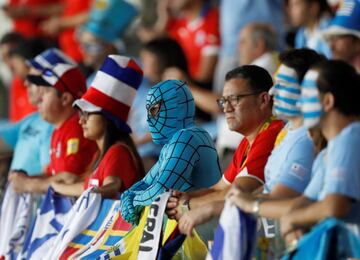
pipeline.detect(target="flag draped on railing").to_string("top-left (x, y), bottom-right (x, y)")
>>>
top-left (0, 184), bottom-right (34, 260)
top-left (207, 201), bottom-right (257, 260)
top-left (17, 187), bottom-right (73, 260)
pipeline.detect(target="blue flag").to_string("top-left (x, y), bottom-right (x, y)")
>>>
top-left (17, 187), bottom-right (73, 260)
top-left (207, 201), bottom-right (257, 260)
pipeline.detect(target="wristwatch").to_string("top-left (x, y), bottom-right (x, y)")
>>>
top-left (180, 199), bottom-right (191, 215)
top-left (251, 199), bottom-right (261, 217)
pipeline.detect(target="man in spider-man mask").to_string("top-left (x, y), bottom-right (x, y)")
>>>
top-left (120, 80), bottom-right (221, 225)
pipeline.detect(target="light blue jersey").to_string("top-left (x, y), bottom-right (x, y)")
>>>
top-left (264, 125), bottom-right (315, 193)
top-left (304, 122), bottom-right (360, 228)
top-left (0, 113), bottom-right (53, 176)
top-left (305, 122), bottom-right (360, 201)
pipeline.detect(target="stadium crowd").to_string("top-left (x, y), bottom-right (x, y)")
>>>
top-left (0, 0), bottom-right (360, 259)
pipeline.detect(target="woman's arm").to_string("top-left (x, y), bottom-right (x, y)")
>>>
top-left (51, 180), bottom-right (84, 197)
top-left (93, 176), bottom-right (122, 198)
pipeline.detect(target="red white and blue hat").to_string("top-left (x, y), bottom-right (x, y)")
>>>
top-left (73, 55), bottom-right (143, 133)
top-left (322, 0), bottom-right (360, 40)
top-left (26, 48), bottom-right (87, 99)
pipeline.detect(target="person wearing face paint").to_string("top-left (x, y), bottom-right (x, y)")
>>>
top-left (279, 60), bottom-right (360, 242)
top-left (120, 80), bottom-right (222, 225)
top-left (50, 55), bottom-right (145, 198)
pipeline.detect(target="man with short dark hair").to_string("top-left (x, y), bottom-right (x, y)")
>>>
top-left (166, 65), bottom-right (284, 229)
top-left (9, 48), bottom-right (98, 194)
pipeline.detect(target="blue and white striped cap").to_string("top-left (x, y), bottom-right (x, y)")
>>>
top-left (27, 48), bottom-right (86, 98)
top-left (299, 70), bottom-right (322, 129)
top-left (322, 0), bottom-right (360, 40)
top-left (269, 64), bottom-right (301, 118)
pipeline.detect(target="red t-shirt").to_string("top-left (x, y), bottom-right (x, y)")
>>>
top-left (167, 5), bottom-right (220, 79)
top-left (46, 113), bottom-right (97, 176)
top-left (9, 0), bottom-right (59, 38)
top-left (84, 143), bottom-right (142, 192)
top-left (9, 76), bottom-right (37, 123)
top-left (223, 119), bottom-right (285, 184)
top-left (59, 0), bottom-right (92, 62)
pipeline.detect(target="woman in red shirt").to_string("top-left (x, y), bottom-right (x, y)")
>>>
top-left (51, 55), bottom-right (145, 198)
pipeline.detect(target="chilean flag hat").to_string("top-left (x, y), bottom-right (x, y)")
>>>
top-left (73, 55), bottom-right (143, 133)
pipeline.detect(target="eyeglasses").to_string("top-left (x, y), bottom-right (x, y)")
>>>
top-left (78, 110), bottom-right (101, 121)
top-left (147, 100), bottom-right (163, 118)
top-left (216, 92), bottom-right (261, 109)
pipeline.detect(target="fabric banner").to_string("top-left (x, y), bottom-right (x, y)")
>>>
top-left (207, 201), bottom-right (257, 260)
top-left (43, 188), bottom-right (101, 259)
top-left (0, 184), bottom-right (33, 260)
top-left (17, 187), bottom-right (73, 260)
top-left (98, 191), bottom-right (208, 260)
top-left (97, 192), bottom-right (171, 259)
top-left (60, 199), bottom-right (131, 259)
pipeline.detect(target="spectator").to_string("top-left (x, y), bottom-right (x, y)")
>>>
top-left (41, 0), bottom-right (92, 62)
top-left (0, 33), bottom-right (37, 122)
top-left (205, 49), bottom-right (326, 238)
top-left (238, 23), bottom-right (279, 77)
top-left (120, 80), bottom-right (222, 225)
top-left (78, 0), bottom-right (139, 86)
top-left (322, 0), bottom-right (360, 72)
top-left (288, 0), bottom-right (333, 57)
top-left (2, 0), bottom-right (62, 39)
top-left (213, 0), bottom-right (284, 96)
top-left (130, 37), bottom-right (188, 170)
top-left (51, 55), bottom-right (145, 198)
top-left (166, 66), bottom-right (284, 228)
top-left (8, 48), bottom-right (97, 194)
top-left (216, 23), bottom-right (281, 168)
top-left (279, 60), bottom-right (360, 243)
top-left (138, 0), bottom-right (220, 85)
top-left (0, 37), bottom-right (53, 177)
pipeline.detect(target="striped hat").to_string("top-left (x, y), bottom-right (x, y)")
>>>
top-left (269, 64), bottom-right (301, 118)
top-left (73, 55), bottom-right (143, 133)
top-left (26, 48), bottom-right (87, 99)
top-left (322, 0), bottom-right (360, 40)
top-left (299, 70), bottom-right (322, 129)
